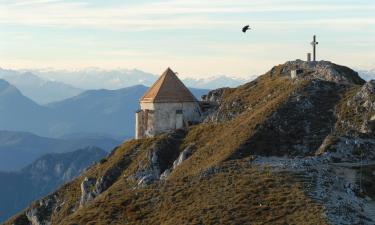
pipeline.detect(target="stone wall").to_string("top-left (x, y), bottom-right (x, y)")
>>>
top-left (136, 102), bottom-right (201, 138)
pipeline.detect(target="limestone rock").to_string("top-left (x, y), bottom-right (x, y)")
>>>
top-left (355, 80), bottom-right (375, 100)
top-left (172, 145), bottom-right (193, 170)
top-left (25, 196), bottom-right (57, 225)
top-left (79, 177), bottom-right (96, 207)
top-left (79, 146), bottom-right (138, 207)
top-left (201, 87), bottom-right (244, 123)
top-left (135, 149), bottom-right (161, 186)
top-left (159, 169), bottom-right (171, 180)
top-left (201, 88), bottom-right (227, 104)
top-left (283, 60), bottom-right (364, 85)
top-left (137, 174), bottom-right (157, 186)
top-left (339, 80), bottom-right (375, 135)
top-left (132, 131), bottom-right (191, 183)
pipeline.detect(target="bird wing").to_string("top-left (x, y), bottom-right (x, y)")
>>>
top-left (242, 25), bottom-right (250, 32)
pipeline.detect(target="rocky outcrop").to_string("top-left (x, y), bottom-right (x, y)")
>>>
top-left (202, 61), bottom-right (365, 125)
top-left (356, 80), bottom-right (375, 99)
top-left (201, 88), bottom-right (228, 123)
top-left (281, 60), bottom-right (365, 85)
top-left (201, 85), bottom-right (252, 123)
top-left (160, 144), bottom-right (194, 180)
top-left (79, 146), bottom-right (137, 207)
top-left (172, 145), bottom-right (193, 170)
top-left (25, 195), bottom-right (58, 225)
top-left (201, 88), bottom-right (227, 104)
top-left (252, 155), bottom-right (375, 225)
top-left (134, 149), bottom-right (161, 186)
top-left (79, 177), bottom-right (96, 207)
top-left (315, 80), bottom-right (375, 161)
top-left (130, 130), bottom-right (187, 186)
top-left (338, 80), bottom-right (375, 135)
top-left (233, 79), bottom-right (344, 157)
top-left (355, 80), bottom-right (375, 134)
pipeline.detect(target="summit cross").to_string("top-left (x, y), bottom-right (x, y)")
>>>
top-left (311, 35), bottom-right (319, 62)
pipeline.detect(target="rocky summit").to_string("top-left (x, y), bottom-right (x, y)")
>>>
top-left (4, 61), bottom-right (375, 225)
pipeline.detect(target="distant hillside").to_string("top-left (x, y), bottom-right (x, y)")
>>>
top-left (0, 147), bottom-right (107, 223)
top-left (0, 69), bottom-right (83, 104)
top-left (5, 61), bottom-right (374, 225)
top-left (46, 85), bottom-right (208, 137)
top-left (46, 85), bottom-right (149, 139)
top-left (0, 80), bottom-right (51, 136)
top-left (0, 81), bottom-right (208, 139)
top-left (0, 130), bottom-right (119, 171)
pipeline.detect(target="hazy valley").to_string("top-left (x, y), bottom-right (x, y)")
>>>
top-left (0, 147), bottom-right (107, 222)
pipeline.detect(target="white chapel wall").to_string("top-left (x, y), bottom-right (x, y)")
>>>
top-left (139, 102), bottom-right (201, 137)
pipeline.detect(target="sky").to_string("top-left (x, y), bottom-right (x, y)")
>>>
top-left (0, 0), bottom-right (374, 79)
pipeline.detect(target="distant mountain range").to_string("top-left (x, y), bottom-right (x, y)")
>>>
top-left (358, 69), bottom-right (375, 81)
top-left (183, 76), bottom-right (247, 89)
top-left (4, 67), bottom-right (371, 105)
top-left (22, 68), bottom-right (246, 90)
top-left (6, 67), bottom-right (373, 94)
top-left (0, 79), bottom-right (208, 140)
top-left (0, 68), bottom-right (83, 104)
top-left (0, 130), bottom-right (119, 171)
top-left (0, 147), bottom-right (107, 223)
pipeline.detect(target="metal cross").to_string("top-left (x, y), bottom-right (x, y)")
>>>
top-left (311, 35), bottom-right (319, 62)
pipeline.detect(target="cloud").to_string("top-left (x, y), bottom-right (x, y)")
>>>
top-left (5, 0), bottom-right (66, 7)
top-left (0, 0), bottom-right (374, 30)
top-left (1, 0), bottom-right (374, 77)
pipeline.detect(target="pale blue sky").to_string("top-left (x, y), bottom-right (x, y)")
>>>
top-left (0, 0), bottom-right (374, 78)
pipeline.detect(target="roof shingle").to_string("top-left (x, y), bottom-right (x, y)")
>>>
top-left (140, 68), bottom-right (197, 103)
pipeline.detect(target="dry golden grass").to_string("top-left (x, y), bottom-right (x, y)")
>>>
top-left (4, 139), bottom-right (155, 225)
top-left (58, 160), bottom-right (327, 225)
top-left (334, 85), bottom-right (363, 134)
top-left (171, 73), bottom-right (307, 178)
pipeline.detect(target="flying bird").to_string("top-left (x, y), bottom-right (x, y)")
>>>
top-left (242, 25), bottom-right (251, 33)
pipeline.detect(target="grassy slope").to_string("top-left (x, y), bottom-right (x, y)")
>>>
top-left (5, 67), bottom-right (330, 225)
top-left (171, 68), bottom-right (306, 178)
top-left (59, 160), bottom-right (326, 225)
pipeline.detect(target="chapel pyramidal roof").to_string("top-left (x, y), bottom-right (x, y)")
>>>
top-left (140, 68), bottom-right (197, 103)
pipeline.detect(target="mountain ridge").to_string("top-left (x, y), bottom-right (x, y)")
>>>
top-left (0, 80), bottom-right (208, 139)
top-left (4, 61), bottom-right (375, 225)
top-left (0, 69), bottom-right (83, 104)
top-left (0, 130), bottom-right (119, 171)
top-left (0, 147), bottom-right (107, 223)
top-left (18, 68), bottom-right (247, 90)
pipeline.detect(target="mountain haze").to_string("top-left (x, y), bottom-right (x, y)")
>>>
top-left (27, 68), bottom-right (246, 90)
top-left (183, 75), bottom-right (247, 89)
top-left (0, 69), bottom-right (83, 104)
top-left (0, 80), bottom-right (50, 136)
top-left (0, 81), bottom-right (208, 139)
top-left (0, 130), bottom-right (119, 171)
top-left (358, 69), bottom-right (375, 81)
top-left (0, 147), bottom-right (107, 223)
